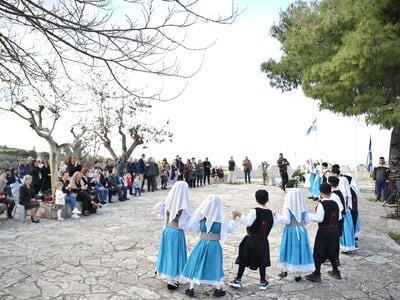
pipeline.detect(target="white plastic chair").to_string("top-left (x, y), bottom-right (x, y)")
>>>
top-left (11, 183), bottom-right (25, 223)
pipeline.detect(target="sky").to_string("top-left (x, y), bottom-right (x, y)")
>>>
top-left (0, 0), bottom-right (392, 169)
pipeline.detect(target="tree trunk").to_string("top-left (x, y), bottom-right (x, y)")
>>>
top-left (48, 142), bottom-right (61, 195)
top-left (389, 126), bottom-right (400, 159)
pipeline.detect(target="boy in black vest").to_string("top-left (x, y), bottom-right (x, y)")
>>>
top-left (306, 183), bottom-right (341, 283)
top-left (230, 189), bottom-right (274, 290)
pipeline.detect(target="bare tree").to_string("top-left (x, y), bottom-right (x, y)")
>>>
top-left (0, 0), bottom-right (239, 190)
top-left (81, 75), bottom-right (173, 169)
top-left (0, 0), bottom-right (238, 90)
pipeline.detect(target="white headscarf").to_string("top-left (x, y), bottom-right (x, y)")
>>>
top-left (153, 181), bottom-right (191, 228)
top-left (282, 188), bottom-right (308, 223)
top-left (189, 194), bottom-right (228, 246)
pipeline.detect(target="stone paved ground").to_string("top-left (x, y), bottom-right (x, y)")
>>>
top-left (0, 177), bottom-right (399, 300)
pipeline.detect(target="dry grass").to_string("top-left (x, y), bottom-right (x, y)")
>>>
top-left (388, 232), bottom-right (400, 245)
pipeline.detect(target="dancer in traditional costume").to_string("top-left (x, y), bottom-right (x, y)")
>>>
top-left (181, 194), bottom-right (237, 298)
top-left (154, 181), bottom-right (191, 291)
top-left (275, 188), bottom-right (315, 282)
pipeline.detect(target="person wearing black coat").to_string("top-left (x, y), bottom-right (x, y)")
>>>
top-left (19, 175), bottom-right (40, 223)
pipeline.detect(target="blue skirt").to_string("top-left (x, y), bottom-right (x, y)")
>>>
top-left (181, 221), bottom-right (224, 285)
top-left (278, 224), bottom-right (315, 273)
top-left (340, 209), bottom-right (356, 251)
top-left (310, 175), bottom-right (322, 197)
top-left (156, 227), bottom-right (187, 279)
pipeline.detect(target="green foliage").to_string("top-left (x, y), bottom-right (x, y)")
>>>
top-left (261, 0), bottom-right (400, 129)
top-left (261, 161), bottom-right (270, 185)
top-left (0, 146), bottom-right (38, 170)
top-left (291, 168), bottom-right (305, 182)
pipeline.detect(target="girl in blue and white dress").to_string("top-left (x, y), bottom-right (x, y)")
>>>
top-left (180, 195), bottom-right (237, 298)
top-left (154, 181), bottom-right (192, 291)
top-left (275, 188), bottom-right (315, 282)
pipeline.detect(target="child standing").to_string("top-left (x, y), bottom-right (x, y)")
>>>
top-left (230, 189), bottom-right (274, 290)
top-left (125, 172), bottom-right (133, 195)
top-left (133, 175), bottom-right (141, 196)
top-left (306, 183), bottom-right (341, 283)
top-left (181, 194), bottom-right (238, 298)
top-left (54, 181), bottom-right (65, 221)
top-left (275, 188), bottom-right (315, 282)
top-left (154, 181), bottom-right (191, 291)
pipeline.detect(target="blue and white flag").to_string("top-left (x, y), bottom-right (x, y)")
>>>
top-left (366, 136), bottom-right (372, 172)
top-left (306, 118), bottom-right (317, 136)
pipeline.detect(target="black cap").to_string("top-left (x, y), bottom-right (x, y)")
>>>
top-left (320, 183), bottom-right (331, 194)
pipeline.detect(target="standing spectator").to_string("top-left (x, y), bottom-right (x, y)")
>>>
top-left (277, 153), bottom-right (290, 191)
top-left (154, 158), bottom-right (160, 191)
top-left (138, 154), bottom-right (146, 191)
top-left (189, 157), bottom-right (198, 188)
top-left (203, 157), bottom-right (212, 185)
top-left (67, 156), bottom-right (82, 177)
top-left (228, 156), bottom-right (236, 184)
top-left (197, 159), bottom-right (204, 187)
top-left (54, 181), bottom-right (66, 221)
top-left (183, 159), bottom-right (191, 186)
top-left (160, 158), bottom-right (170, 190)
top-left (104, 159), bottom-right (114, 174)
top-left (170, 159), bottom-right (179, 184)
top-left (17, 159), bottom-right (29, 179)
top-left (127, 157), bottom-right (138, 180)
top-left (41, 159), bottom-right (51, 193)
top-left (29, 159), bottom-right (43, 195)
top-left (93, 160), bottom-right (104, 172)
top-left (125, 172), bottom-right (133, 195)
top-left (145, 158), bottom-right (156, 192)
top-left (133, 175), bottom-right (141, 196)
top-left (19, 175), bottom-right (40, 223)
top-left (176, 155), bottom-right (184, 181)
top-left (242, 156), bottom-right (252, 184)
top-left (372, 156), bottom-right (389, 202)
top-left (115, 156), bottom-right (125, 177)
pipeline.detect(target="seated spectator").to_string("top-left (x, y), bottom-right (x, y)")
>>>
top-left (67, 156), bottom-right (82, 177)
top-left (217, 167), bottom-right (225, 181)
top-left (19, 175), bottom-right (40, 223)
top-left (59, 171), bottom-right (81, 219)
top-left (93, 169), bottom-right (109, 204)
top-left (0, 172), bottom-right (15, 219)
top-left (108, 167), bottom-right (128, 201)
top-left (70, 171), bottom-right (99, 216)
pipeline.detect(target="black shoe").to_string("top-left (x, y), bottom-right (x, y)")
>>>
top-left (295, 276), bottom-right (301, 282)
top-left (100, 201), bottom-right (106, 205)
top-left (7, 214), bottom-right (13, 219)
top-left (185, 288), bottom-right (194, 297)
top-left (328, 270), bottom-right (341, 279)
top-left (213, 289), bottom-right (226, 297)
top-left (31, 217), bottom-right (40, 223)
top-left (305, 272), bottom-right (321, 283)
top-left (119, 198), bottom-right (126, 201)
top-left (167, 282), bottom-right (179, 290)
top-left (123, 198), bottom-right (129, 200)
top-left (278, 271), bottom-right (288, 278)
top-left (109, 200), bottom-right (114, 203)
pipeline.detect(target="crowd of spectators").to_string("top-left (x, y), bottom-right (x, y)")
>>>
top-left (0, 154), bottom-right (225, 221)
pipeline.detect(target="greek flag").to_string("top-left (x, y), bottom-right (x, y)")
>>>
top-left (366, 136), bottom-right (372, 172)
top-left (306, 118), bottom-right (317, 136)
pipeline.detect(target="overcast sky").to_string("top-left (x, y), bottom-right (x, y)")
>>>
top-left (0, 0), bottom-right (391, 169)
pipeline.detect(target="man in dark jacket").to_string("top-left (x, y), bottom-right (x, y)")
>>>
top-left (372, 156), bottom-right (389, 202)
